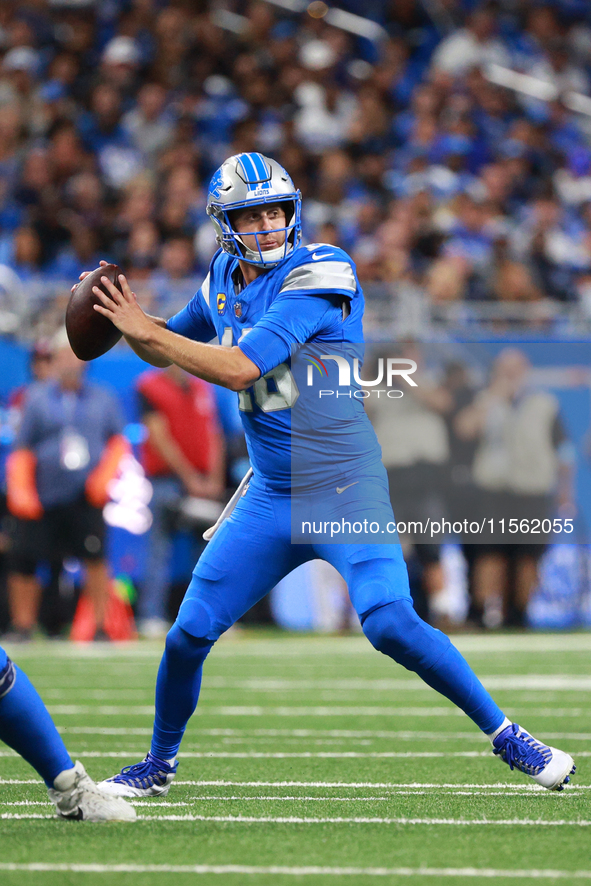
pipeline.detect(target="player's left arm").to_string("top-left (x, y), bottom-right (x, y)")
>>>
top-left (93, 274), bottom-right (260, 391)
top-left (237, 291), bottom-right (345, 378)
top-left (236, 252), bottom-right (357, 377)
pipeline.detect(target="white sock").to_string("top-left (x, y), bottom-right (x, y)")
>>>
top-left (487, 717), bottom-right (512, 743)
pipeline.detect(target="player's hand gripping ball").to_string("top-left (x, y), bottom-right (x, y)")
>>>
top-left (66, 264), bottom-right (124, 361)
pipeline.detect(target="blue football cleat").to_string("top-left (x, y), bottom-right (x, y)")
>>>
top-left (493, 724), bottom-right (575, 791)
top-left (97, 752), bottom-right (177, 798)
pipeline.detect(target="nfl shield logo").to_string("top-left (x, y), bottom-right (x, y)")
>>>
top-left (234, 302), bottom-right (242, 318)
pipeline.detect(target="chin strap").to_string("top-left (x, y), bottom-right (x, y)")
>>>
top-left (237, 240), bottom-right (293, 266)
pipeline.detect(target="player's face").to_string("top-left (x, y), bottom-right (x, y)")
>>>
top-left (231, 204), bottom-right (287, 253)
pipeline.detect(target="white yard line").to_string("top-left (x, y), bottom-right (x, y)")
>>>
top-left (6, 633), bottom-right (591, 660)
top-left (42, 705), bottom-right (591, 717)
top-left (30, 675), bottom-right (591, 693)
top-left (0, 797), bottom-right (412, 806)
top-left (0, 863), bottom-right (590, 878)
top-left (2, 777), bottom-right (589, 790)
top-left (3, 749), bottom-right (589, 759)
top-left (2, 812), bottom-right (589, 825)
top-left (0, 778), bottom-right (591, 806)
top-left (0, 792), bottom-right (583, 806)
top-left (0, 750), bottom-right (496, 759)
top-left (114, 814), bottom-right (591, 825)
top-left (54, 726), bottom-right (591, 741)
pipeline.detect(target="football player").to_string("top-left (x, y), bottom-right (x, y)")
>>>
top-left (89, 152), bottom-right (575, 796)
top-left (0, 645), bottom-right (135, 820)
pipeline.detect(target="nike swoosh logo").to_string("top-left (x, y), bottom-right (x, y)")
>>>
top-left (336, 482), bottom-right (359, 494)
top-left (312, 252), bottom-right (334, 260)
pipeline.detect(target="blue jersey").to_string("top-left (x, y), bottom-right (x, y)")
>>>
top-left (167, 243), bottom-right (383, 489)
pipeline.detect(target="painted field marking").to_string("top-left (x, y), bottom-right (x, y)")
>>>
top-left (42, 705), bottom-right (591, 717)
top-left (0, 750), bottom-right (517, 759)
top-left (30, 675), bottom-right (591, 693)
top-left (3, 749), bottom-right (589, 760)
top-left (54, 726), bottom-right (591, 742)
top-left (0, 778), bottom-right (591, 805)
top-left (2, 812), bottom-right (590, 825)
top-left (0, 863), bottom-right (590, 878)
top-left (6, 633), bottom-right (591, 657)
top-left (0, 792), bottom-right (584, 807)
top-left (0, 797), bottom-right (422, 806)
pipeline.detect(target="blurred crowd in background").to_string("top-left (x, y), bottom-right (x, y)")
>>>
top-left (1, 334), bottom-right (590, 641)
top-left (2, 0), bottom-right (591, 639)
top-left (3, 1), bottom-right (591, 336)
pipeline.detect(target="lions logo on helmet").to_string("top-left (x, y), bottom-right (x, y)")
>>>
top-left (206, 152), bottom-right (302, 270)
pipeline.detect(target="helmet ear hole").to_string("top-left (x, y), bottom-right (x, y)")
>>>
top-left (226, 208), bottom-right (241, 231)
top-left (278, 201), bottom-right (294, 224)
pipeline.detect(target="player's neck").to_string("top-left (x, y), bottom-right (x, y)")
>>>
top-left (238, 259), bottom-right (267, 287)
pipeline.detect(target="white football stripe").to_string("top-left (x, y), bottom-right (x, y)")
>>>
top-left (169, 780), bottom-right (590, 791)
top-left (3, 813), bottom-right (588, 826)
top-left (43, 705), bottom-right (591, 717)
top-left (0, 749), bottom-right (588, 759)
top-left (0, 863), bottom-right (590, 878)
top-left (0, 750), bottom-right (481, 758)
top-left (135, 815), bottom-right (591, 825)
top-left (200, 273), bottom-right (211, 307)
top-left (0, 792), bottom-right (580, 806)
top-left (2, 777), bottom-right (587, 790)
top-left (36, 675), bottom-right (591, 694)
top-left (8, 633), bottom-right (591, 659)
top-left (54, 726), bottom-right (591, 741)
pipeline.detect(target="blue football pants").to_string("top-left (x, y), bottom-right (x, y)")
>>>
top-left (150, 476), bottom-right (505, 760)
top-left (0, 645), bottom-right (73, 786)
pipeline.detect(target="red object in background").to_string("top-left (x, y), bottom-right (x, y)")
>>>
top-left (137, 370), bottom-right (220, 477)
top-left (71, 581), bottom-right (137, 642)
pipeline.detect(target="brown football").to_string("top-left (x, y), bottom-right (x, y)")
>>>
top-left (66, 264), bottom-right (124, 361)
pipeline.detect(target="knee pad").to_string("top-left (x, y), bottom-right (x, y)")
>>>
top-left (362, 599), bottom-right (451, 672)
top-left (348, 556), bottom-right (410, 620)
top-left (165, 622), bottom-right (213, 667)
top-left (176, 593), bottom-right (222, 643)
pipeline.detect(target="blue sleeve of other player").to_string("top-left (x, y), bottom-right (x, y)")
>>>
top-left (166, 273), bottom-right (216, 342)
top-left (238, 291), bottom-right (341, 377)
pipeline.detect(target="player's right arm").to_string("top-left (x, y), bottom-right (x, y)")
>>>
top-left (125, 275), bottom-right (219, 366)
top-left (124, 317), bottom-right (171, 368)
top-left (74, 261), bottom-right (216, 368)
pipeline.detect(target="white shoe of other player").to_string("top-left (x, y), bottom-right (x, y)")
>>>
top-left (493, 724), bottom-right (576, 791)
top-left (48, 761), bottom-right (137, 821)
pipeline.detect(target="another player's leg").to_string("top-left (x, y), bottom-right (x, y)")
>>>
top-left (99, 480), bottom-right (304, 798)
top-left (319, 544), bottom-right (575, 791)
top-left (0, 645), bottom-right (135, 819)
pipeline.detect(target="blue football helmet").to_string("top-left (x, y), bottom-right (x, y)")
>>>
top-left (206, 152), bottom-right (302, 269)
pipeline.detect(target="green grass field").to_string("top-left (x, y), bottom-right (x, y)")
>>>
top-left (0, 630), bottom-right (590, 886)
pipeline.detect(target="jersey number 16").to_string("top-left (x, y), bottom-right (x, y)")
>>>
top-left (221, 327), bottom-right (299, 413)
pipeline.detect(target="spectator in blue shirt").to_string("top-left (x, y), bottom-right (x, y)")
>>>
top-left (4, 333), bottom-right (128, 641)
